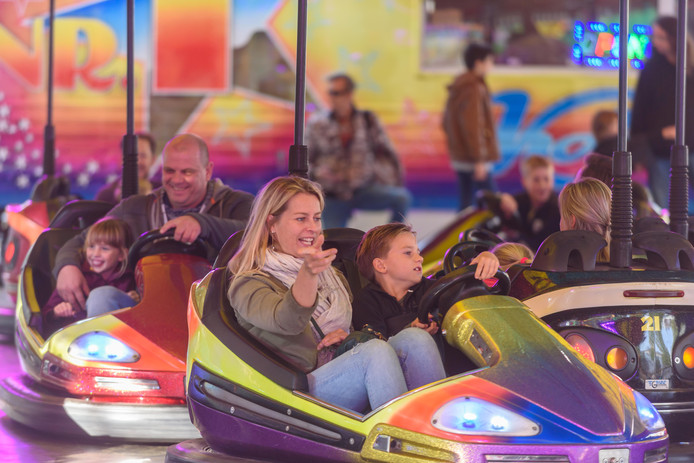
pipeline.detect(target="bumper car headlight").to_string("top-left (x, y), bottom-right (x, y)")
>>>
top-left (432, 396), bottom-right (540, 436)
top-left (633, 390), bottom-right (665, 432)
top-left (68, 331), bottom-right (140, 363)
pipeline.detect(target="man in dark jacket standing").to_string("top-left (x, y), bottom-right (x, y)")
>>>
top-left (442, 43), bottom-right (500, 211)
top-left (54, 133), bottom-right (254, 310)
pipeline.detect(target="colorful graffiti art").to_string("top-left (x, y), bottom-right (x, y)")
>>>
top-left (0, 0), bottom-right (629, 207)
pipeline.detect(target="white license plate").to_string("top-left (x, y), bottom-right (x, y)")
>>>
top-left (645, 379), bottom-right (670, 390)
top-left (598, 448), bottom-right (629, 462)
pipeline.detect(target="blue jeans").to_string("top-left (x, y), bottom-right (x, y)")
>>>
top-left (322, 184), bottom-right (413, 229)
top-left (85, 286), bottom-right (137, 318)
top-left (307, 327), bottom-right (445, 413)
top-left (456, 170), bottom-right (497, 211)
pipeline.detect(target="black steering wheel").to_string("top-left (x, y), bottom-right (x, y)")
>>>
top-left (460, 227), bottom-right (503, 245)
top-left (443, 241), bottom-right (493, 274)
top-left (418, 264), bottom-right (510, 324)
top-left (127, 229), bottom-right (212, 268)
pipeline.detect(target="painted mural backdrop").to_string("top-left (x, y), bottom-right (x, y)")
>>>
top-left (0, 0), bottom-right (626, 207)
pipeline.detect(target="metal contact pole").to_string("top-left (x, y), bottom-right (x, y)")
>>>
top-left (42, 0), bottom-right (56, 176)
top-left (288, 0), bottom-right (308, 177)
top-left (121, 0), bottom-right (138, 198)
top-left (610, 0), bottom-right (633, 268)
top-left (669, 0), bottom-right (689, 237)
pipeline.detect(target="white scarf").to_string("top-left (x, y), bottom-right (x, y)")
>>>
top-left (263, 249), bottom-right (352, 339)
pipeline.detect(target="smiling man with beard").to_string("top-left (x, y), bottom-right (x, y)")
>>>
top-left (53, 133), bottom-right (254, 311)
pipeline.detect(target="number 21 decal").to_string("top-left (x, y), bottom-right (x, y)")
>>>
top-left (641, 315), bottom-right (661, 331)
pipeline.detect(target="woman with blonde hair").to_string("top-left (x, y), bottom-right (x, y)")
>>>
top-left (227, 176), bottom-right (444, 413)
top-left (558, 177), bottom-right (612, 262)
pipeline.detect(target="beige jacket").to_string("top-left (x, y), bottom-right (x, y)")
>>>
top-left (228, 271), bottom-right (350, 372)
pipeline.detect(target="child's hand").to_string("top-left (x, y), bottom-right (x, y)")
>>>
top-left (470, 251), bottom-right (500, 280)
top-left (53, 301), bottom-right (75, 317)
top-left (499, 193), bottom-right (518, 218)
top-left (411, 318), bottom-right (439, 335)
top-left (298, 234), bottom-right (337, 276)
top-left (127, 290), bottom-right (140, 303)
top-left (317, 328), bottom-right (348, 350)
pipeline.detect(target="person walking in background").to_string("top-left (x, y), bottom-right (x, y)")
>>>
top-left (307, 73), bottom-right (412, 228)
top-left (442, 42), bottom-right (500, 211)
top-left (630, 16), bottom-right (694, 211)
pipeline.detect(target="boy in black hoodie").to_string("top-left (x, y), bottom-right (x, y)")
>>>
top-left (352, 223), bottom-right (498, 339)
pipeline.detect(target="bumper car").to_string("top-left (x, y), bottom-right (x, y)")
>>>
top-left (420, 192), bottom-right (527, 277)
top-left (508, 227), bottom-right (694, 441)
top-left (0, 205), bottom-right (214, 442)
top-left (0, 175), bottom-right (82, 335)
top-left (166, 231), bottom-right (668, 463)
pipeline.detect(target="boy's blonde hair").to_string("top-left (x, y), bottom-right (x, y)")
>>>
top-left (228, 176), bottom-right (324, 275)
top-left (355, 223), bottom-right (415, 282)
top-left (520, 155), bottom-right (553, 179)
top-left (491, 242), bottom-right (534, 269)
top-left (84, 217), bottom-right (134, 276)
top-left (559, 178), bottom-right (612, 262)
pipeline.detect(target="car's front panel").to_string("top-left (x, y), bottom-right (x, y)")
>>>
top-left (521, 274), bottom-right (694, 439)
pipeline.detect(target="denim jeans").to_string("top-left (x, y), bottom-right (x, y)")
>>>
top-left (85, 286), bottom-right (137, 318)
top-left (456, 170), bottom-right (497, 211)
top-left (307, 327), bottom-right (445, 413)
top-left (322, 184), bottom-right (413, 229)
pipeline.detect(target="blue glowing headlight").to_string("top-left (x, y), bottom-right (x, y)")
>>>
top-left (633, 390), bottom-right (665, 432)
top-left (432, 397), bottom-right (540, 436)
top-left (68, 332), bottom-right (140, 363)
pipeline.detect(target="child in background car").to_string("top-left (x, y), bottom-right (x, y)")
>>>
top-left (491, 242), bottom-right (534, 270)
top-left (558, 177), bottom-right (612, 263)
top-left (42, 217), bottom-right (138, 333)
top-left (498, 155), bottom-right (560, 251)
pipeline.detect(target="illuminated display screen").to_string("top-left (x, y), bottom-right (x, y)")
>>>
top-left (572, 21), bottom-right (652, 70)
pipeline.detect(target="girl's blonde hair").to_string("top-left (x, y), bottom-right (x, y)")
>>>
top-left (559, 177), bottom-right (612, 262)
top-left (84, 217), bottom-right (134, 276)
top-left (491, 242), bottom-right (534, 269)
top-left (228, 176), bottom-right (324, 275)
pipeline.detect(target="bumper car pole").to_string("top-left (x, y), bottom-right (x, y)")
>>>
top-left (669, 0), bottom-right (689, 238)
top-left (121, 0), bottom-right (138, 199)
top-left (42, 0), bottom-right (55, 177)
top-left (288, 0), bottom-right (309, 178)
top-left (610, 0), bottom-right (633, 268)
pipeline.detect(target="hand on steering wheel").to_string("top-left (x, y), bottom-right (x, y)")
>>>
top-left (418, 264), bottom-right (510, 324)
top-left (127, 229), bottom-right (213, 268)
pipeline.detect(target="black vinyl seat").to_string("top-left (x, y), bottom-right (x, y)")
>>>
top-left (531, 230), bottom-right (607, 272)
top-left (323, 228), bottom-right (366, 296)
top-left (213, 231), bottom-right (244, 269)
top-left (49, 200), bottom-right (113, 229)
top-left (22, 228), bottom-right (81, 335)
top-left (632, 230), bottom-right (694, 270)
